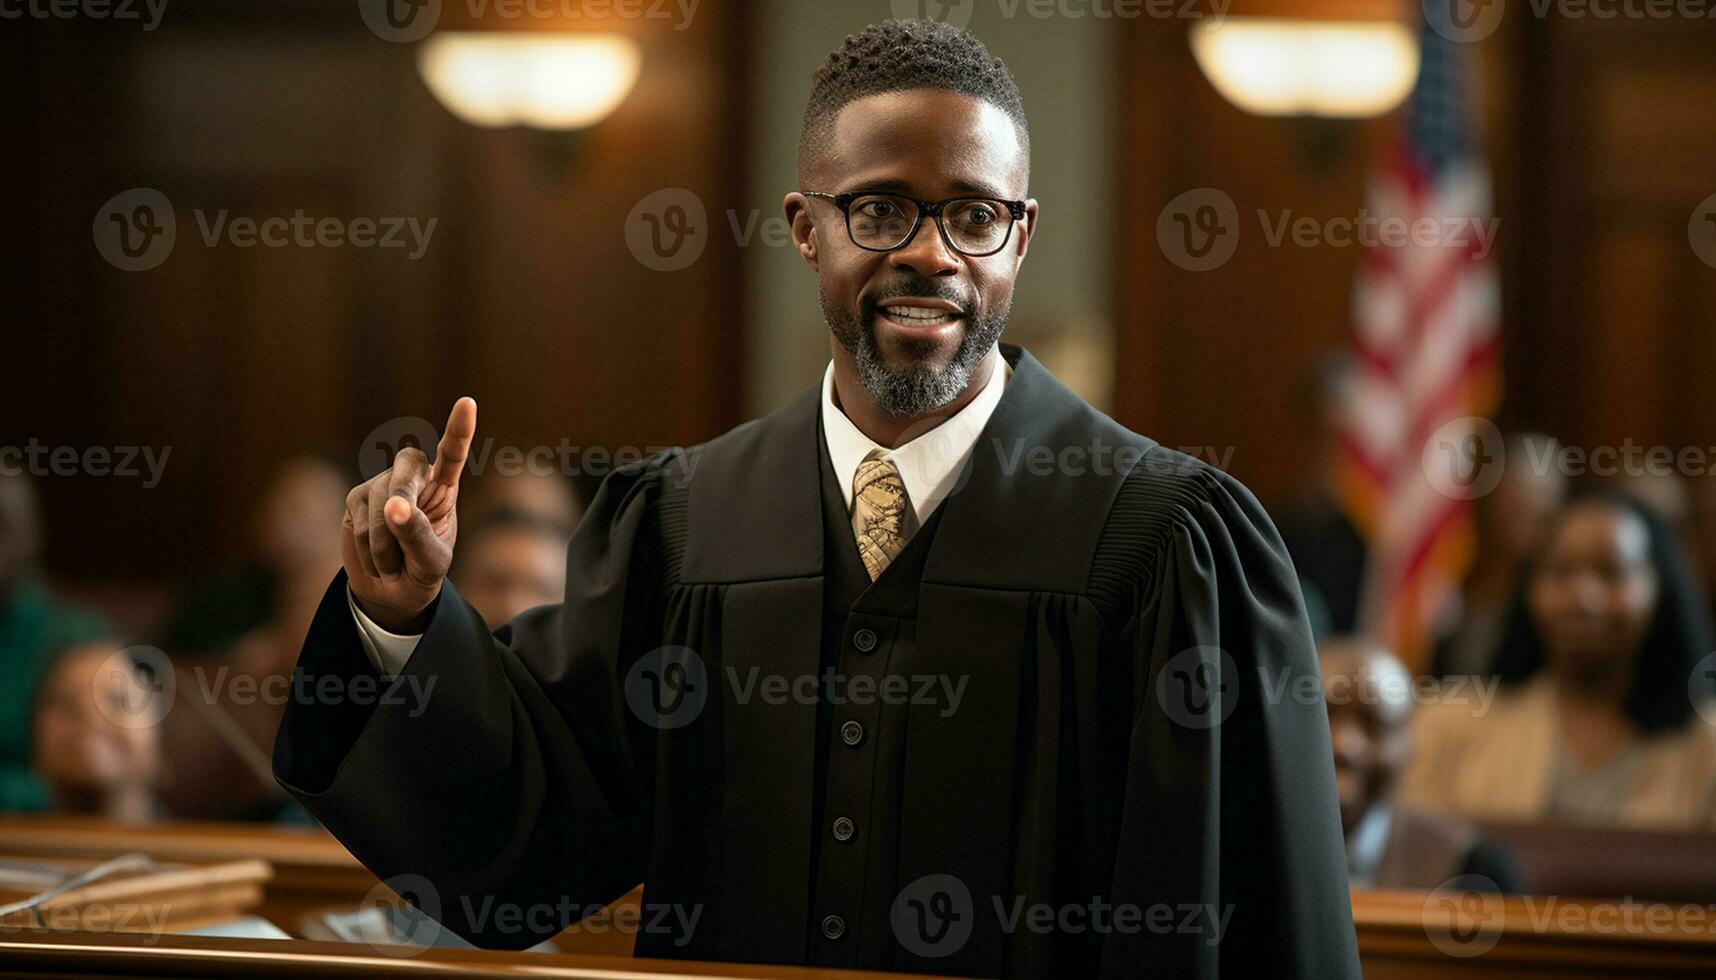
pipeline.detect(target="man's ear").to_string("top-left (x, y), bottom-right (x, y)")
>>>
top-left (1013, 198), bottom-right (1039, 265)
top-left (784, 192), bottom-right (819, 270)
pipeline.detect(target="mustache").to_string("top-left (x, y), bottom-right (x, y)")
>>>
top-left (860, 276), bottom-right (972, 318)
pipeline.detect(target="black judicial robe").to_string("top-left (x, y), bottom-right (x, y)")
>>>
top-left (273, 344), bottom-right (1361, 979)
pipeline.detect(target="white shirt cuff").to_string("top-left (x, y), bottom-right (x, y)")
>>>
top-left (347, 586), bottom-right (422, 676)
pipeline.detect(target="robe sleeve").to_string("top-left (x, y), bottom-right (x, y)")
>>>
top-left (272, 452), bottom-right (677, 950)
top-left (1103, 457), bottom-right (1360, 978)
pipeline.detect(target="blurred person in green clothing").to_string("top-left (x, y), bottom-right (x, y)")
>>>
top-left (0, 473), bottom-right (111, 811)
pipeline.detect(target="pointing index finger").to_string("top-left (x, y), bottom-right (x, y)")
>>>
top-left (431, 396), bottom-right (477, 488)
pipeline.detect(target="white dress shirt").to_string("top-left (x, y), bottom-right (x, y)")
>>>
top-left (350, 351), bottom-right (1011, 675)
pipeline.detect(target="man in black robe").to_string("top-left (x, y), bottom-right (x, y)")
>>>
top-left (274, 19), bottom-right (1361, 979)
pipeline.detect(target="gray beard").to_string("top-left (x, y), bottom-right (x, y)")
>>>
top-left (821, 292), bottom-right (1007, 417)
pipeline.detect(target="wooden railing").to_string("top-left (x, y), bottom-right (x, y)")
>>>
top-left (4, 815), bottom-right (1716, 978)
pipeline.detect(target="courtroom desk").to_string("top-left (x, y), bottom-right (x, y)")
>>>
top-left (1354, 889), bottom-right (1716, 979)
top-left (0, 930), bottom-right (945, 979)
top-left (1475, 821), bottom-right (1716, 905)
top-left (0, 816), bottom-right (645, 955)
top-left (0, 814), bottom-right (375, 931)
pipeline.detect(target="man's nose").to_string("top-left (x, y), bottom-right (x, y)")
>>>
top-left (887, 217), bottom-right (960, 277)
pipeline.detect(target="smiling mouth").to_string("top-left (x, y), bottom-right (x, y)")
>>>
top-left (876, 299), bottom-right (965, 329)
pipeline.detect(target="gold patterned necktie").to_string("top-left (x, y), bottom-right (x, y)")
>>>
top-left (852, 449), bottom-right (915, 581)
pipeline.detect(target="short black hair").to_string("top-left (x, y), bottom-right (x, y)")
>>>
top-left (797, 19), bottom-right (1030, 185)
top-left (1491, 491), bottom-right (1715, 734)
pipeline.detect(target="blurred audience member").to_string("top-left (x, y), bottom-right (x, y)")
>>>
top-left (453, 508), bottom-right (571, 629)
top-left (0, 474), bottom-right (111, 811)
top-left (1610, 468), bottom-right (1692, 533)
top-left (157, 456), bottom-right (350, 657)
top-left (158, 457), bottom-right (345, 822)
top-left (1404, 493), bottom-right (1716, 829)
top-left (1276, 353), bottom-right (1368, 637)
top-left (1322, 639), bottom-right (1521, 892)
top-left (1686, 476), bottom-right (1716, 628)
top-left (29, 642), bottom-right (162, 823)
top-left (463, 470), bottom-right (581, 535)
top-left (1431, 433), bottom-right (1567, 677)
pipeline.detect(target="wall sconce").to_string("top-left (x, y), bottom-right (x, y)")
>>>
top-left (1189, 1), bottom-right (1419, 119)
top-left (416, 32), bottom-right (642, 131)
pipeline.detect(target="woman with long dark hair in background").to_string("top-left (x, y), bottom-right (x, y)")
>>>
top-left (1404, 492), bottom-right (1716, 829)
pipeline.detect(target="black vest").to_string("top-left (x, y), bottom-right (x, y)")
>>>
top-left (807, 410), bottom-right (948, 967)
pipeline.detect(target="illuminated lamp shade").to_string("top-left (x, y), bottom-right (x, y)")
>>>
top-left (416, 33), bottom-right (642, 130)
top-left (1189, 1), bottom-right (1420, 119)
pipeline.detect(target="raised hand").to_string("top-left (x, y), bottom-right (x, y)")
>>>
top-left (342, 398), bottom-right (477, 631)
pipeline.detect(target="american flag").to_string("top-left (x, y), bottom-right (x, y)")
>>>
top-left (1336, 2), bottom-right (1502, 667)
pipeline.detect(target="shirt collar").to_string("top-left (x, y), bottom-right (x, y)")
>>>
top-left (1344, 802), bottom-right (1393, 887)
top-left (821, 352), bottom-right (1010, 526)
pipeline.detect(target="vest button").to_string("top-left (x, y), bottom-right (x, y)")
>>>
top-left (853, 628), bottom-right (878, 652)
top-left (832, 816), bottom-right (855, 841)
top-left (840, 720), bottom-right (864, 747)
top-left (821, 914), bottom-right (846, 940)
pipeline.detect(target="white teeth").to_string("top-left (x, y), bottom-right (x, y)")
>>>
top-left (883, 305), bottom-right (958, 324)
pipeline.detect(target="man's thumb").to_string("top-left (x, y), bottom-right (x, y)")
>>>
top-left (385, 494), bottom-right (438, 557)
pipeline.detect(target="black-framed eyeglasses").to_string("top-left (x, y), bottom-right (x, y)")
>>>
top-left (802, 190), bottom-right (1026, 258)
